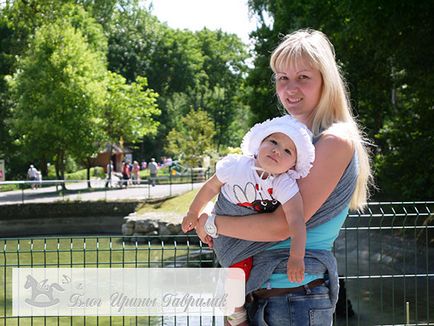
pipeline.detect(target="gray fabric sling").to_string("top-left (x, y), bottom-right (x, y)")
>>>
top-left (213, 152), bottom-right (358, 267)
top-left (211, 133), bottom-right (358, 307)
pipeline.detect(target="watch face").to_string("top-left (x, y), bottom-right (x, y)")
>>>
top-left (206, 224), bottom-right (214, 233)
top-left (206, 223), bottom-right (216, 234)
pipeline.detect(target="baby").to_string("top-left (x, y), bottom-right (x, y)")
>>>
top-left (182, 115), bottom-right (315, 325)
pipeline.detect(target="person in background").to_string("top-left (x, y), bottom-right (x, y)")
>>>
top-left (35, 170), bottom-right (42, 189)
top-left (132, 160), bottom-right (141, 185)
top-left (105, 160), bottom-right (114, 188)
top-left (121, 161), bottom-right (131, 188)
top-left (27, 164), bottom-right (38, 190)
top-left (148, 158), bottom-right (158, 187)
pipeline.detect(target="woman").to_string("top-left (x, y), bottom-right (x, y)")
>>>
top-left (195, 29), bottom-right (372, 325)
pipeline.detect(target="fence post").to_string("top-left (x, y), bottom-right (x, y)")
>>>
top-left (169, 168), bottom-right (172, 197)
top-left (147, 180), bottom-right (150, 199)
top-left (406, 301), bottom-right (410, 325)
top-left (21, 182), bottom-right (24, 204)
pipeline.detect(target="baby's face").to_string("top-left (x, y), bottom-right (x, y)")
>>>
top-left (256, 132), bottom-right (297, 175)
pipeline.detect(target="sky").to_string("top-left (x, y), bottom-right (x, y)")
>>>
top-left (148, 0), bottom-right (258, 45)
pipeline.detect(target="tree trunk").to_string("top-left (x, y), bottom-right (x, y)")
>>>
top-left (105, 144), bottom-right (113, 188)
top-left (60, 151), bottom-right (66, 191)
top-left (86, 159), bottom-right (92, 189)
top-left (55, 159), bottom-right (61, 192)
top-left (40, 158), bottom-right (48, 177)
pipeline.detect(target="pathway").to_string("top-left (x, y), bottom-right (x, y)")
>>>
top-left (0, 179), bottom-right (204, 205)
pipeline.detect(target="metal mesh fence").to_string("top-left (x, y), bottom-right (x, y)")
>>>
top-left (0, 170), bottom-right (210, 205)
top-left (1, 236), bottom-right (218, 325)
top-left (334, 201), bottom-right (434, 326)
top-left (1, 201), bottom-right (433, 325)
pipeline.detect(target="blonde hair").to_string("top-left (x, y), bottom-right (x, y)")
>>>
top-left (270, 29), bottom-right (373, 210)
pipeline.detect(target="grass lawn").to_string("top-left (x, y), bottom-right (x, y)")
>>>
top-left (0, 184), bottom-right (19, 192)
top-left (136, 188), bottom-right (200, 216)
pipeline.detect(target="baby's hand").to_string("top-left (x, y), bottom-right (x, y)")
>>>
top-left (287, 256), bottom-right (305, 283)
top-left (181, 212), bottom-right (198, 233)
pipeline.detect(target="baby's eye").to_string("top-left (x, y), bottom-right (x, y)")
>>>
top-left (269, 139), bottom-right (277, 144)
top-left (285, 149), bottom-right (292, 155)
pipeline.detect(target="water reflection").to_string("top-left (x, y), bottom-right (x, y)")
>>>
top-left (334, 223), bottom-right (434, 325)
top-left (162, 220), bottom-right (434, 325)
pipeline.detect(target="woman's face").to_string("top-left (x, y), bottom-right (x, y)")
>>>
top-left (275, 58), bottom-right (323, 124)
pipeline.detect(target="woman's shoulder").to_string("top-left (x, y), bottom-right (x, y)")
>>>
top-left (318, 122), bottom-right (355, 154)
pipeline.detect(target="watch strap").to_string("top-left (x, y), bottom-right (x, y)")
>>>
top-left (205, 213), bottom-right (218, 238)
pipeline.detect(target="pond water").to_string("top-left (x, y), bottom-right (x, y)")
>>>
top-left (168, 228), bottom-right (434, 325)
top-left (334, 228), bottom-right (434, 325)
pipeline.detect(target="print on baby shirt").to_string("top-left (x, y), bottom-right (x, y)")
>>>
top-left (232, 179), bottom-right (280, 213)
top-left (217, 155), bottom-right (299, 213)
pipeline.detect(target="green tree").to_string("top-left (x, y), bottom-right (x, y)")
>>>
top-left (196, 29), bottom-right (248, 90)
top-left (1, 1), bottom-right (251, 178)
top-left (0, 12), bottom-right (15, 164)
top-left (102, 71), bottom-right (160, 167)
top-left (106, 8), bottom-right (201, 160)
top-left (246, 0), bottom-right (434, 200)
top-left (165, 109), bottom-right (216, 167)
top-left (107, 6), bottom-right (165, 85)
top-left (7, 21), bottom-right (107, 184)
top-left (193, 29), bottom-right (249, 149)
top-left (0, 1), bottom-right (108, 177)
top-left (341, 1), bottom-right (434, 200)
top-left (106, 5), bottom-right (250, 159)
top-left (147, 28), bottom-right (250, 157)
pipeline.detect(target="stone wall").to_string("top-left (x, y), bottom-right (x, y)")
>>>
top-left (0, 201), bottom-right (140, 219)
top-left (121, 211), bottom-right (188, 240)
top-left (120, 212), bottom-right (200, 244)
top-left (0, 200), bottom-right (191, 239)
top-left (0, 201), bottom-right (140, 237)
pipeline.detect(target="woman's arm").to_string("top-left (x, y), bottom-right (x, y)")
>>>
top-left (197, 130), bottom-right (354, 243)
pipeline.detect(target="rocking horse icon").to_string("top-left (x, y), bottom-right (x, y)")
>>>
top-left (24, 275), bottom-right (65, 307)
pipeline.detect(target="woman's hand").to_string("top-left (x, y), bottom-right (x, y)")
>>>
top-left (195, 213), bottom-right (214, 248)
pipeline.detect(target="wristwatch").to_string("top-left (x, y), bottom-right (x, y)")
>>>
top-left (205, 213), bottom-right (219, 238)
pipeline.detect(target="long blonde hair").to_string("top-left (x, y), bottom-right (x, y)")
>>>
top-left (270, 29), bottom-right (373, 210)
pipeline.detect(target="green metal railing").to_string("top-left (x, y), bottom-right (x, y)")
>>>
top-left (1, 236), bottom-right (218, 326)
top-left (335, 201), bottom-right (433, 326)
top-left (1, 201), bottom-right (433, 325)
top-left (0, 172), bottom-right (209, 205)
